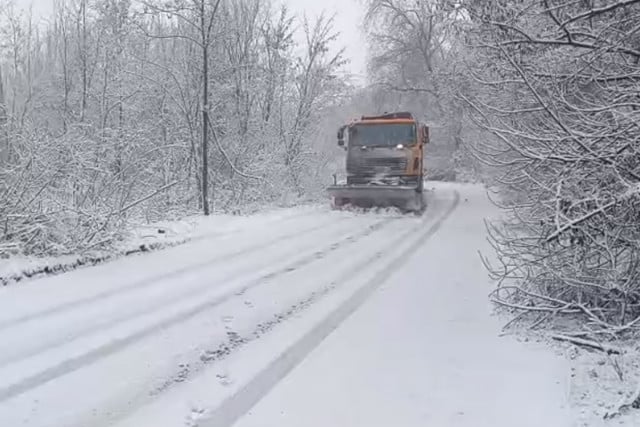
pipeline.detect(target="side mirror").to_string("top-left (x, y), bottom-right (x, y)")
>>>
top-left (422, 125), bottom-right (429, 145)
top-left (337, 125), bottom-right (346, 148)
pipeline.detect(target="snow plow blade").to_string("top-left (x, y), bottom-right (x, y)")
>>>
top-left (327, 184), bottom-right (425, 213)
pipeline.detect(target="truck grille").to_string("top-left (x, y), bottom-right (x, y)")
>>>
top-left (347, 157), bottom-right (408, 176)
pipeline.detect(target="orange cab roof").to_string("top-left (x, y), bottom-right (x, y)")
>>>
top-left (352, 118), bottom-right (416, 125)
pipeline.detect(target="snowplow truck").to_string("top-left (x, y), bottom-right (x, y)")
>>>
top-left (327, 111), bottom-right (429, 213)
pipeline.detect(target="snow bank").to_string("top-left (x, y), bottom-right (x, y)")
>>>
top-left (548, 338), bottom-right (640, 426)
top-left (0, 203), bottom-right (321, 286)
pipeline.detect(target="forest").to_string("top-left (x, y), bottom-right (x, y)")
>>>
top-left (0, 0), bottom-right (355, 255)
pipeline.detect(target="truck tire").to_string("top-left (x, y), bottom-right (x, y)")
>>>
top-left (331, 197), bottom-right (347, 210)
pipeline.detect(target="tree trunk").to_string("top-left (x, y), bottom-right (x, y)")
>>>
top-left (80, 0), bottom-right (88, 122)
top-left (0, 64), bottom-right (6, 166)
top-left (201, 1), bottom-right (210, 216)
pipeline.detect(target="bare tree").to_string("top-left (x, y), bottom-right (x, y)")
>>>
top-left (54, 0), bottom-right (72, 133)
top-left (138, 0), bottom-right (222, 215)
top-left (281, 13), bottom-right (345, 194)
top-left (76, 0), bottom-right (90, 121)
top-left (0, 63), bottom-right (6, 155)
top-left (459, 0), bottom-right (640, 337)
top-left (0, 0), bottom-right (351, 257)
top-left (259, 5), bottom-right (293, 124)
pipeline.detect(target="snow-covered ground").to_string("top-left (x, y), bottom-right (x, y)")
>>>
top-left (0, 181), bottom-right (636, 427)
top-left (0, 203), bottom-right (323, 285)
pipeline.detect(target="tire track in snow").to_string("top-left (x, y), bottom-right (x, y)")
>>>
top-left (196, 190), bottom-right (460, 427)
top-left (57, 202), bottom-right (436, 427)
top-left (0, 214), bottom-right (347, 332)
top-left (85, 192), bottom-right (449, 427)
top-left (179, 207), bottom-right (324, 246)
top-left (0, 216), bottom-right (387, 367)
top-left (0, 216), bottom-right (400, 403)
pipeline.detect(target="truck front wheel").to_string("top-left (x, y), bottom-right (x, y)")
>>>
top-left (331, 197), bottom-right (347, 210)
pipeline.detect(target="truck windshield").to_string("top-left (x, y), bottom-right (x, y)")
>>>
top-left (349, 123), bottom-right (416, 147)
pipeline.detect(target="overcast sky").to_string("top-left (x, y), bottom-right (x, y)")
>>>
top-left (16, 0), bottom-right (368, 84)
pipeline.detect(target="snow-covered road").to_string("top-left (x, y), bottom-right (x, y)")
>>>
top-left (0, 182), bottom-right (572, 427)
